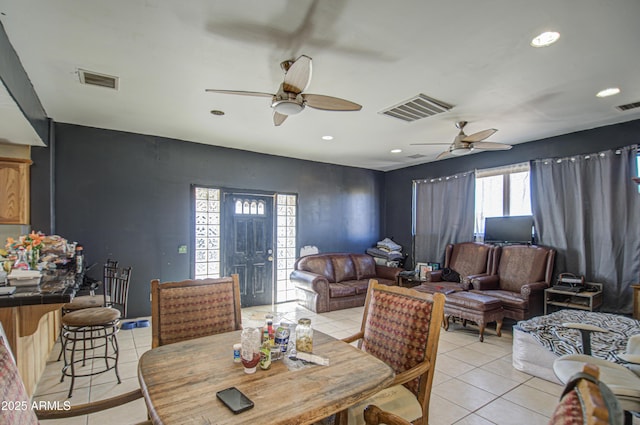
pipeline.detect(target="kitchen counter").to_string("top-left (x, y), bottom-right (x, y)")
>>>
top-left (0, 269), bottom-right (80, 396)
top-left (0, 270), bottom-right (78, 307)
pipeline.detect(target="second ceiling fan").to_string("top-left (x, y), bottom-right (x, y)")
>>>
top-left (412, 121), bottom-right (512, 160)
top-left (206, 55), bottom-right (362, 126)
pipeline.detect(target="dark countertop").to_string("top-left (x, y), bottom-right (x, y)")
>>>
top-left (0, 269), bottom-right (80, 308)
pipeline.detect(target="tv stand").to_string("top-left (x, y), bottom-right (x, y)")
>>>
top-left (544, 282), bottom-right (603, 314)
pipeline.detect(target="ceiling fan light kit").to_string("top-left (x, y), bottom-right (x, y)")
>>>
top-left (450, 147), bottom-right (474, 156)
top-left (206, 54), bottom-right (361, 126)
top-left (273, 99), bottom-right (305, 115)
top-left (412, 121), bottom-right (512, 159)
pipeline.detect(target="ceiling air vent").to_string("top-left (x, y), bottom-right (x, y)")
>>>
top-left (379, 94), bottom-right (453, 122)
top-left (407, 154), bottom-right (427, 159)
top-left (78, 69), bottom-right (119, 90)
top-left (616, 101), bottom-right (640, 112)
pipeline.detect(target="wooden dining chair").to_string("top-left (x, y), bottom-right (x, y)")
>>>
top-left (337, 280), bottom-right (445, 425)
top-left (0, 332), bottom-right (149, 424)
top-left (150, 274), bottom-right (242, 348)
top-left (363, 405), bottom-right (411, 425)
top-left (549, 363), bottom-right (624, 425)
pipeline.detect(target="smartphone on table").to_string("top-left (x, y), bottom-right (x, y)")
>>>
top-left (216, 387), bottom-right (255, 414)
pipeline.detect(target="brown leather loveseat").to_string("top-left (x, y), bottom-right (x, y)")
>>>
top-left (290, 253), bottom-right (402, 313)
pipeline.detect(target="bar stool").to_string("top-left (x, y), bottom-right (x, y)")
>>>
top-left (59, 264), bottom-right (132, 397)
top-left (57, 260), bottom-right (119, 361)
top-left (60, 306), bottom-right (122, 398)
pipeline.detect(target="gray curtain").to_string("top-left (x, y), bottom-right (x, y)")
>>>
top-left (530, 145), bottom-right (640, 313)
top-left (414, 171), bottom-right (475, 266)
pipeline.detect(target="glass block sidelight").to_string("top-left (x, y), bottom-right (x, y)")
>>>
top-left (194, 188), bottom-right (221, 279)
top-left (276, 193), bottom-right (297, 303)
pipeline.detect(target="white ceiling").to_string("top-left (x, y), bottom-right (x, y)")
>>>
top-left (1, 0), bottom-right (639, 171)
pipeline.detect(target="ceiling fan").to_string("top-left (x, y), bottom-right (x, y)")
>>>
top-left (206, 55), bottom-right (362, 126)
top-left (412, 121), bottom-right (512, 160)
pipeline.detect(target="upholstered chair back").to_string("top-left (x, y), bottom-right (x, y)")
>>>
top-left (359, 282), bottom-right (444, 419)
top-left (446, 242), bottom-right (498, 278)
top-left (151, 274), bottom-right (242, 348)
top-left (496, 245), bottom-right (554, 293)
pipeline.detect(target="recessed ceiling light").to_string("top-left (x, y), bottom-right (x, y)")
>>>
top-left (321, 135), bottom-right (334, 141)
top-left (530, 31), bottom-right (560, 47)
top-left (390, 149), bottom-right (402, 154)
top-left (596, 87), bottom-right (621, 98)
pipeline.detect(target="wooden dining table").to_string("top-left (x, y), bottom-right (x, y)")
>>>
top-left (137, 329), bottom-right (395, 425)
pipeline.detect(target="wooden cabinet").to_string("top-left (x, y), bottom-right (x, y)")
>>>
top-left (0, 157), bottom-right (32, 224)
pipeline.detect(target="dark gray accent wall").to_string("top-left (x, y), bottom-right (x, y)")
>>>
top-left (0, 21), bottom-right (49, 146)
top-left (37, 123), bottom-right (384, 318)
top-left (384, 119), bottom-right (640, 268)
top-left (30, 120), bottom-right (54, 233)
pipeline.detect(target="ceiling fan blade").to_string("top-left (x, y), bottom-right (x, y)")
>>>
top-left (472, 141), bottom-right (512, 150)
top-left (205, 89), bottom-right (274, 98)
top-left (462, 128), bottom-right (498, 143)
top-left (436, 150), bottom-right (453, 160)
top-left (303, 94), bottom-right (362, 111)
top-left (273, 111), bottom-right (288, 126)
top-left (283, 55), bottom-right (312, 94)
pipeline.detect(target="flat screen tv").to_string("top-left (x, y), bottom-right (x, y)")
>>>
top-left (483, 215), bottom-right (534, 244)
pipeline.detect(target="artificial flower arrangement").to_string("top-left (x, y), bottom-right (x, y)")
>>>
top-left (3, 232), bottom-right (71, 271)
top-left (5, 231), bottom-right (45, 269)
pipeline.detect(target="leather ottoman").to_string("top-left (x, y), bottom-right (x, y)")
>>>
top-left (413, 281), bottom-right (465, 294)
top-left (443, 291), bottom-right (504, 342)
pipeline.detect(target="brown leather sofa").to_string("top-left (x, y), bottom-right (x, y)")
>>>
top-left (470, 244), bottom-right (556, 320)
top-left (417, 242), bottom-right (499, 293)
top-left (290, 253), bottom-right (402, 313)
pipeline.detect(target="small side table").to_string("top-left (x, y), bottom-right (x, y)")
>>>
top-left (544, 282), bottom-right (603, 315)
top-left (397, 275), bottom-right (427, 288)
top-left (632, 284), bottom-right (640, 320)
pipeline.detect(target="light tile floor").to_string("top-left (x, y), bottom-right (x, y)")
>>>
top-left (33, 302), bottom-right (616, 425)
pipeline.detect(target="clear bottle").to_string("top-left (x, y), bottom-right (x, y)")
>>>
top-left (240, 327), bottom-right (261, 374)
top-left (296, 318), bottom-right (313, 353)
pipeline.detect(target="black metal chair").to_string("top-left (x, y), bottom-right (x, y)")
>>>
top-left (59, 263), bottom-right (133, 397)
top-left (57, 259), bottom-right (120, 362)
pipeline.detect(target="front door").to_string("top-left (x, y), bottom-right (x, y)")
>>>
top-left (222, 192), bottom-right (274, 307)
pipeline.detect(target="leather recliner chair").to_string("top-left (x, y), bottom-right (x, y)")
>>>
top-left (469, 244), bottom-right (555, 320)
top-left (417, 242), bottom-right (499, 293)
